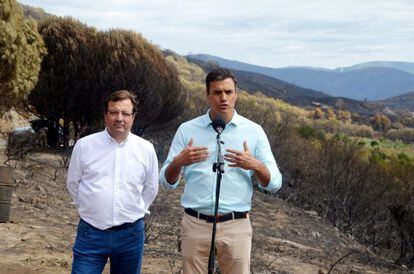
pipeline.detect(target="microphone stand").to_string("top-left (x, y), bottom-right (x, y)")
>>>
top-left (208, 130), bottom-right (225, 274)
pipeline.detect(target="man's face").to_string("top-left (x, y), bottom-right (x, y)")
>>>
top-left (206, 78), bottom-right (237, 122)
top-left (104, 99), bottom-right (135, 140)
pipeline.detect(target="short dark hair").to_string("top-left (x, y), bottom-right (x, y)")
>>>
top-left (205, 68), bottom-right (237, 93)
top-left (104, 90), bottom-right (138, 114)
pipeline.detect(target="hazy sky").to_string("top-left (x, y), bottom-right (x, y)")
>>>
top-left (19, 0), bottom-right (414, 69)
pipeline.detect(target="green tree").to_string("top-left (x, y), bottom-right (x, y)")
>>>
top-left (0, 0), bottom-right (45, 113)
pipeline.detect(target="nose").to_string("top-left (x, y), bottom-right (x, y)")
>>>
top-left (220, 92), bottom-right (227, 101)
top-left (115, 113), bottom-right (123, 120)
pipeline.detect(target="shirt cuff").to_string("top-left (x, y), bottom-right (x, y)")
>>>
top-left (258, 172), bottom-right (282, 194)
top-left (159, 168), bottom-right (180, 189)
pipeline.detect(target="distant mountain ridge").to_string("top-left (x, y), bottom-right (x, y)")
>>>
top-left (376, 90), bottom-right (414, 111)
top-left (187, 56), bottom-right (377, 115)
top-left (336, 61), bottom-right (414, 74)
top-left (187, 54), bottom-right (414, 101)
top-left (186, 56), bottom-right (330, 102)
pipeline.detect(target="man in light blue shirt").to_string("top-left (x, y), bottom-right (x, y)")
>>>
top-left (160, 68), bottom-right (282, 274)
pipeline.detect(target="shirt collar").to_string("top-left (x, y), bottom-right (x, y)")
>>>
top-left (104, 128), bottom-right (130, 145)
top-left (202, 109), bottom-right (241, 128)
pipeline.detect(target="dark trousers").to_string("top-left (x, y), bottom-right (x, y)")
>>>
top-left (71, 218), bottom-right (145, 274)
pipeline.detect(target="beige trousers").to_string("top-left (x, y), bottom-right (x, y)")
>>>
top-left (181, 213), bottom-right (252, 274)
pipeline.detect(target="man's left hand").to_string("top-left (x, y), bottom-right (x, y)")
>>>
top-left (224, 141), bottom-right (260, 171)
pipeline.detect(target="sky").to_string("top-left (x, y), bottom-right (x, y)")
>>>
top-left (19, 0), bottom-right (414, 69)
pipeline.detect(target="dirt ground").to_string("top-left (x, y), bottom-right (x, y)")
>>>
top-left (0, 150), bottom-right (412, 274)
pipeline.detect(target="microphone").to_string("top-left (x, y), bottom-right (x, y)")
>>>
top-left (212, 117), bottom-right (226, 134)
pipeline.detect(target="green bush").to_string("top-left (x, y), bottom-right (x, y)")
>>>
top-left (0, 0), bottom-right (45, 113)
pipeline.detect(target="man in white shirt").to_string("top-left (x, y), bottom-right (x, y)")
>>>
top-left (67, 90), bottom-right (159, 274)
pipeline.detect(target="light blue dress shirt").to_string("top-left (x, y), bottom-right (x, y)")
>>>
top-left (159, 110), bottom-right (282, 215)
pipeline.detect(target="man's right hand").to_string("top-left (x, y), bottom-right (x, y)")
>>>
top-left (165, 138), bottom-right (209, 184)
top-left (174, 138), bottom-right (209, 167)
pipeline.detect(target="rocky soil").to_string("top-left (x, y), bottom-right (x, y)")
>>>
top-left (0, 150), bottom-right (411, 274)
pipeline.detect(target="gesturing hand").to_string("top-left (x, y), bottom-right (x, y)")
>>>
top-left (175, 138), bottom-right (209, 167)
top-left (224, 141), bottom-right (260, 171)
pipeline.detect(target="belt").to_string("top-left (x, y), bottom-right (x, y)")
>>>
top-left (105, 221), bottom-right (136, 231)
top-left (185, 208), bottom-right (248, 223)
top-left (81, 218), bottom-right (140, 231)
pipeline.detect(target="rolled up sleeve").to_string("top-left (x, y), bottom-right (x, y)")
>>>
top-left (159, 125), bottom-right (186, 189)
top-left (255, 127), bottom-right (282, 193)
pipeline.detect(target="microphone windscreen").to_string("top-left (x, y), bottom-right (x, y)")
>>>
top-left (212, 117), bottom-right (226, 133)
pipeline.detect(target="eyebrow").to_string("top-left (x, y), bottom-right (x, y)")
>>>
top-left (211, 88), bottom-right (235, 92)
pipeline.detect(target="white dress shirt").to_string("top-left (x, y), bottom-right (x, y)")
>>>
top-left (67, 129), bottom-right (159, 230)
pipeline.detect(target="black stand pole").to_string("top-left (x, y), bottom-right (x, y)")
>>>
top-left (208, 132), bottom-right (225, 274)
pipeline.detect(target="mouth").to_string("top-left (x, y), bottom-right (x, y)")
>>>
top-left (219, 104), bottom-right (228, 110)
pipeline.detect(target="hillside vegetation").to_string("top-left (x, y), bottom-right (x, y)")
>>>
top-left (0, 0), bottom-right (45, 114)
top-left (165, 52), bottom-right (414, 269)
